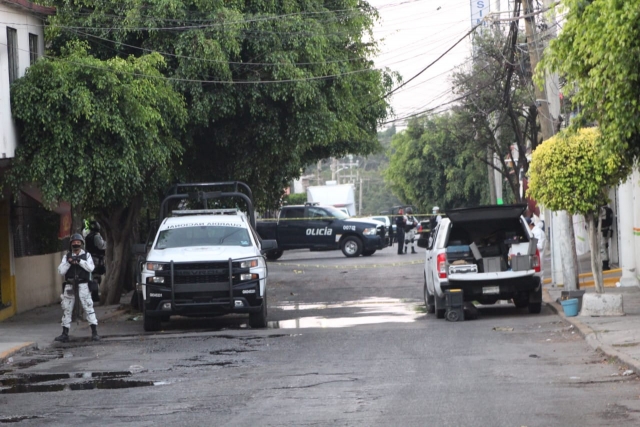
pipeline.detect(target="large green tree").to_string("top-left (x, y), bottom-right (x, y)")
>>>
top-left (7, 43), bottom-right (187, 303)
top-left (384, 113), bottom-right (489, 213)
top-left (527, 128), bottom-right (624, 293)
top-left (47, 0), bottom-right (394, 210)
top-left (539, 0), bottom-right (640, 166)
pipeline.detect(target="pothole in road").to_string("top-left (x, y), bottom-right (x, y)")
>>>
top-left (0, 415), bottom-right (43, 423)
top-left (0, 371), bottom-right (165, 394)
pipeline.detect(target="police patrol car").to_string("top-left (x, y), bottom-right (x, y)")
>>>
top-left (137, 183), bottom-right (277, 332)
top-left (256, 203), bottom-right (387, 260)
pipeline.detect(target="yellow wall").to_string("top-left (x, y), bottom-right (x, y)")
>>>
top-left (0, 200), bottom-right (16, 321)
top-left (15, 252), bottom-right (64, 313)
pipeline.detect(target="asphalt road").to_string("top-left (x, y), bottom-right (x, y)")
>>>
top-left (2, 247), bottom-right (640, 426)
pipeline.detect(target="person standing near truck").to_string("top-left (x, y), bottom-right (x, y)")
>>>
top-left (55, 234), bottom-right (100, 342)
top-left (404, 207), bottom-right (419, 254)
top-left (395, 209), bottom-right (406, 255)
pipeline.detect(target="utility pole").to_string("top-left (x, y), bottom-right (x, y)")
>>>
top-left (522, 0), bottom-right (579, 291)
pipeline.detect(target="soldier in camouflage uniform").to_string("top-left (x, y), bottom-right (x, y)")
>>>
top-left (55, 233), bottom-right (100, 342)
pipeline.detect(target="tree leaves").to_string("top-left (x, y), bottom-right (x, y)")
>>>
top-left (527, 128), bottom-right (624, 215)
top-left (539, 0), bottom-right (640, 165)
top-left (7, 42), bottom-right (187, 212)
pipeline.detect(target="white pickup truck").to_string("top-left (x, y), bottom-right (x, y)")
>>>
top-left (136, 182), bottom-right (277, 331)
top-left (418, 204), bottom-right (542, 319)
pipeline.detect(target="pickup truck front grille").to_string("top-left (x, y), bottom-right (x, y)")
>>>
top-left (172, 274), bottom-right (230, 285)
top-left (173, 262), bottom-right (228, 270)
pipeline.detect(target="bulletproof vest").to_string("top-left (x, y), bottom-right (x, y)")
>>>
top-left (65, 251), bottom-right (91, 282)
top-left (85, 232), bottom-right (105, 257)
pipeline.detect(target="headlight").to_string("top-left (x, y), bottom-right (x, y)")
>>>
top-left (146, 262), bottom-right (166, 271)
top-left (240, 273), bottom-right (258, 281)
top-left (147, 276), bottom-right (165, 284)
top-left (363, 228), bottom-right (377, 236)
top-left (240, 259), bottom-right (258, 268)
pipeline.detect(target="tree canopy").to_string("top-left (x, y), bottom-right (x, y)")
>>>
top-left (384, 113), bottom-right (489, 213)
top-left (47, 0), bottom-right (395, 209)
top-left (7, 42), bottom-right (186, 212)
top-left (539, 0), bottom-right (640, 168)
top-left (527, 128), bottom-right (621, 215)
top-left (527, 127), bottom-right (624, 293)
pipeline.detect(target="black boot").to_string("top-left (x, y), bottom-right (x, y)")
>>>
top-left (404, 246), bottom-right (407, 254)
top-left (90, 324), bottom-right (100, 341)
top-left (54, 327), bottom-right (69, 343)
top-left (411, 247), bottom-right (417, 254)
top-left (603, 261), bottom-right (610, 271)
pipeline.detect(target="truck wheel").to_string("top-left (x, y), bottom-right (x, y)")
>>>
top-left (424, 278), bottom-right (435, 314)
top-left (434, 293), bottom-right (446, 319)
top-left (528, 302), bottom-right (542, 314)
top-left (266, 250), bottom-right (284, 261)
top-left (249, 293), bottom-right (268, 328)
top-left (361, 249), bottom-right (376, 256)
top-left (341, 236), bottom-right (363, 257)
top-left (528, 284), bottom-right (542, 314)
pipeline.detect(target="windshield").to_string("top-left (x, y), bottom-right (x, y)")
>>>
top-left (155, 225), bottom-right (252, 249)
top-left (323, 206), bottom-right (349, 219)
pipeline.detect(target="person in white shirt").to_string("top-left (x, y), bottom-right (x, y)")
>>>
top-left (528, 218), bottom-right (545, 252)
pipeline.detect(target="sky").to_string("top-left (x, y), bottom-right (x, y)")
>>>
top-left (368, 0), bottom-right (479, 128)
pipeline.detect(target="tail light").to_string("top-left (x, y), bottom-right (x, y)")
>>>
top-left (533, 249), bottom-right (541, 272)
top-left (417, 224), bottom-right (423, 233)
top-left (437, 253), bottom-right (447, 278)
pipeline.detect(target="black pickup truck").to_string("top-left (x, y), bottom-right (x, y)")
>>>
top-left (256, 204), bottom-right (387, 260)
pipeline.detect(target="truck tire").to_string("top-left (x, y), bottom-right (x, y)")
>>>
top-left (361, 249), bottom-right (376, 256)
top-left (266, 249), bottom-right (284, 261)
top-left (528, 283), bottom-right (542, 314)
top-left (424, 277), bottom-right (435, 314)
top-left (249, 293), bottom-right (268, 328)
top-left (341, 236), bottom-right (363, 257)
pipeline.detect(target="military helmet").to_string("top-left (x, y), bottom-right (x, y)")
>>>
top-left (70, 233), bottom-right (85, 247)
top-left (89, 220), bottom-right (101, 232)
top-left (405, 207), bottom-right (413, 214)
top-left (432, 206), bottom-right (440, 213)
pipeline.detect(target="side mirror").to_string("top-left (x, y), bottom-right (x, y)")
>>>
top-left (260, 239), bottom-right (278, 253)
top-left (132, 243), bottom-right (147, 255)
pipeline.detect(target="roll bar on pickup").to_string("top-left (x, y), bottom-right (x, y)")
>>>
top-left (159, 182), bottom-right (256, 228)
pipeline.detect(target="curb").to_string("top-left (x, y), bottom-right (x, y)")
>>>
top-left (542, 288), bottom-right (640, 373)
top-left (0, 342), bottom-right (36, 364)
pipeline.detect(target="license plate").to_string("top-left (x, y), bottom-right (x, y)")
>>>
top-left (482, 286), bottom-right (500, 295)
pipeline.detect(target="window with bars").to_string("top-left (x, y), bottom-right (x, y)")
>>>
top-left (10, 192), bottom-right (65, 258)
top-left (29, 33), bottom-right (38, 65)
top-left (6, 27), bottom-right (19, 84)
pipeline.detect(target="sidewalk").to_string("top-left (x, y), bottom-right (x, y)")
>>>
top-left (542, 251), bottom-right (640, 372)
top-left (545, 285), bottom-right (640, 372)
top-left (0, 294), bottom-right (130, 363)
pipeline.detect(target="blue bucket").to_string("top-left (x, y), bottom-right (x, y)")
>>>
top-left (561, 298), bottom-right (579, 317)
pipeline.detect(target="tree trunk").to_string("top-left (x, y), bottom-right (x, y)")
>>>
top-left (586, 212), bottom-right (605, 293)
top-left (557, 211), bottom-right (580, 290)
top-left (99, 194), bottom-right (144, 305)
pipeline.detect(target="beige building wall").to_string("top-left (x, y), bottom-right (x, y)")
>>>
top-left (15, 251), bottom-right (64, 313)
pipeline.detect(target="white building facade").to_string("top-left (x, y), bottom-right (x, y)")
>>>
top-left (0, 0), bottom-right (54, 322)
